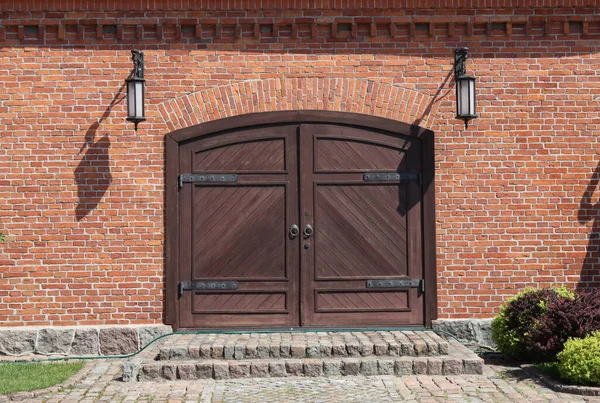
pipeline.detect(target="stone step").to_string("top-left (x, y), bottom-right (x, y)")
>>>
top-left (125, 343), bottom-right (482, 381)
top-left (155, 330), bottom-right (449, 361)
top-left (122, 333), bottom-right (484, 381)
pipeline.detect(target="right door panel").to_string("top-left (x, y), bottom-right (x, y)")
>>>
top-left (300, 124), bottom-right (424, 327)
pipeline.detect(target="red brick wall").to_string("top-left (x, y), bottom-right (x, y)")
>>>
top-left (1, 1), bottom-right (599, 325)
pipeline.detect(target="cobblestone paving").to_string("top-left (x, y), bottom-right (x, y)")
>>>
top-left (11, 359), bottom-right (600, 402)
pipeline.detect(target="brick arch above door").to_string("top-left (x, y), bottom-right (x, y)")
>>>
top-left (155, 78), bottom-right (439, 132)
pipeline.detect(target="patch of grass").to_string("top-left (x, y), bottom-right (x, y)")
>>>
top-left (0, 361), bottom-right (85, 395)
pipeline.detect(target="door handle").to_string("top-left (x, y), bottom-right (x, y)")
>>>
top-left (289, 224), bottom-right (300, 239)
top-left (303, 224), bottom-right (313, 237)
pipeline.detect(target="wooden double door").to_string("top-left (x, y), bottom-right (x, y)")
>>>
top-left (167, 112), bottom-right (435, 329)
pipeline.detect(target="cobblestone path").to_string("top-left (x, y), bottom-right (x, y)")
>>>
top-left (11, 359), bottom-right (600, 402)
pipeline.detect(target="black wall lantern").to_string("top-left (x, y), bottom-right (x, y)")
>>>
top-left (126, 50), bottom-right (146, 130)
top-left (454, 48), bottom-right (476, 127)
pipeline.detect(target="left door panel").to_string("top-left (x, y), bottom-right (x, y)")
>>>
top-left (178, 125), bottom-right (299, 328)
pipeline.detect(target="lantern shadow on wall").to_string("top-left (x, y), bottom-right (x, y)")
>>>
top-left (74, 84), bottom-right (125, 221)
top-left (578, 160), bottom-right (600, 289)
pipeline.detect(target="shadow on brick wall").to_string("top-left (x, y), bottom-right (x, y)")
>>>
top-left (577, 160), bottom-right (600, 289)
top-left (75, 85), bottom-right (125, 220)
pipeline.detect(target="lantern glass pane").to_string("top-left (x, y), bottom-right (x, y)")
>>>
top-left (127, 81), bottom-right (136, 118)
top-left (135, 81), bottom-right (144, 118)
top-left (459, 79), bottom-right (470, 116)
top-left (469, 79), bottom-right (476, 115)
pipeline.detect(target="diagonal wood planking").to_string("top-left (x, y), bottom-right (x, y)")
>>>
top-left (316, 184), bottom-right (408, 278)
top-left (193, 186), bottom-right (286, 279)
top-left (194, 139), bottom-right (285, 171)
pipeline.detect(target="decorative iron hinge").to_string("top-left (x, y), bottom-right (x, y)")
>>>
top-left (178, 173), bottom-right (238, 189)
top-left (363, 172), bottom-right (421, 184)
top-left (178, 281), bottom-right (238, 297)
top-left (366, 278), bottom-right (425, 293)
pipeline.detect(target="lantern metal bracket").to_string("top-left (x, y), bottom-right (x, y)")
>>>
top-left (131, 50), bottom-right (144, 79)
top-left (454, 47), bottom-right (468, 80)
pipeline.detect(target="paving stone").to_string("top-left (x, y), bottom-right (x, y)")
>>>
top-left (229, 362), bottom-right (250, 378)
top-left (161, 364), bottom-right (176, 380)
top-left (347, 341), bottom-right (361, 357)
top-left (279, 343), bottom-right (291, 358)
top-left (378, 359), bottom-right (395, 375)
top-left (234, 344), bottom-right (245, 359)
top-left (323, 360), bottom-right (342, 376)
top-left (211, 345), bottom-right (224, 359)
top-left (250, 361), bottom-right (269, 378)
top-left (443, 358), bottom-right (463, 375)
top-left (342, 358), bottom-right (360, 376)
top-left (269, 362), bottom-right (286, 377)
top-left (304, 359), bottom-right (323, 377)
top-left (257, 345), bottom-right (270, 359)
top-left (224, 344), bottom-right (235, 359)
top-left (213, 362), bottom-right (229, 379)
top-left (290, 343), bottom-right (306, 358)
top-left (427, 358), bottom-right (443, 375)
top-left (395, 358), bottom-right (413, 376)
top-left (139, 364), bottom-right (160, 381)
top-left (361, 341), bottom-right (374, 356)
top-left (196, 362), bottom-right (213, 379)
top-left (199, 343), bottom-right (212, 358)
top-left (464, 357), bottom-right (484, 374)
top-left (189, 346), bottom-right (200, 359)
top-left (177, 363), bottom-right (197, 380)
top-left (332, 341), bottom-right (347, 357)
top-left (285, 360), bottom-right (303, 376)
top-left (306, 344), bottom-right (320, 358)
top-left (169, 347), bottom-right (188, 360)
top-left (360, 359), bottom-right (378, 375)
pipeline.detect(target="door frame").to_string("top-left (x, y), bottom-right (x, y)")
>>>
top-left (165, 110), bottom-right (436, 330)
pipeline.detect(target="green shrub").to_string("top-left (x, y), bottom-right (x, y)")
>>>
top-left (557, 331), bottom-right (600, 386)
top-left (491, 287), bottom-right (574, 360)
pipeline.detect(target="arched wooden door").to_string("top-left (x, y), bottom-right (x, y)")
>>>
top-left (165, 111), bottom-right (436, 329)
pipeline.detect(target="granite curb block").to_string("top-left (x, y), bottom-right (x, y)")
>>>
top-left (432, 318), bottom-right (496, 352)
top-left (0, 325), bottom-right (172, 358)
top-left (521, 364), bottom-right (600, 396)
top-left (0, 360), bottom-right (95, 402)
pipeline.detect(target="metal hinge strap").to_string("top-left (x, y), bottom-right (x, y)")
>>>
top-left (363, 172), bottom-right (421, 184)
top-left (178, 173), bottom-right (238, 189)
top-left (366, 278), bottom-right (424, 293)
top-left (178, 281), bottom-right (238, 297)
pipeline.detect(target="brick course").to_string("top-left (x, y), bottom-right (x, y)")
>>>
top-left (1, 0), bottom-right (599, 326)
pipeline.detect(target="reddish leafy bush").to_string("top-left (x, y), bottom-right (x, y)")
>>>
top-left (524, 289), bottom-right (600, 362)
top-left (491, 288), bottom-right (565, 360)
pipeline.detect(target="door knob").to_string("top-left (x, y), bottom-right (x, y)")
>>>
top-left (289, 224), bottom-right (300, 239)
top-left (303, 224), bottom-right (313, 237)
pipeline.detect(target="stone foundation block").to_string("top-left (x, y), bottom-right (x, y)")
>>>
top-left (99, 328), bottom-right (138, 355)
top-left (0, 330), bottom-right (36, 355)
